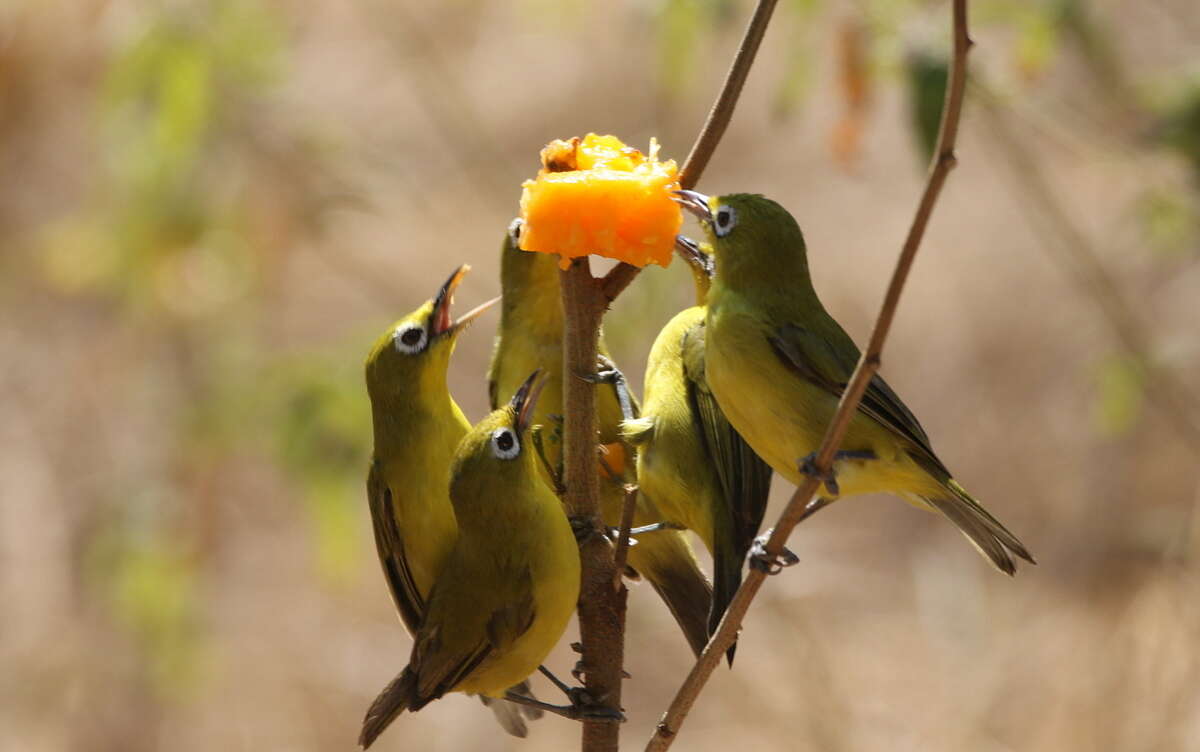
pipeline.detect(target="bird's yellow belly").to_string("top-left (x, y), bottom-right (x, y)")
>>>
top-left (706, 315), bottom-right (930, 500)
top-left (459, 517), bottom-right (580, 697)
top-left (386, 430), bottom-right (462, 601)
top-left (636, 436), bottom-right (715, 551)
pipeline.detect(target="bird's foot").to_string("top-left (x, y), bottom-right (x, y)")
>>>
top-left (580, 355), bottom-right (637, 422)
top-left (798, 452), bottom-right (839, 496)
top-left (570, 516), bottom-right (606, 546)
top-left (748, 529), bottom-right (800, 575)
top-left (502, 689), bottom-right (625, 724)
top-left (797, 449), bottom-right (876, 497)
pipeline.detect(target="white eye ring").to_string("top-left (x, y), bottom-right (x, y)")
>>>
top-left (491, 428), bottom-right (520, 460)
top-left (713, 204), bottom-right (737, 238)
top-left (393, 323), bottom-right (428, 355)
top-left (507, 217), bottom-right (524, 245)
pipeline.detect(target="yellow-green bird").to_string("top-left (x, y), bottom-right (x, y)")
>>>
top-left (676, 191), bottom-right (1034, 574)
top-left (364, 265), bottom-right (538, 738)
top-left (621, 238), bottom-right (772, 663)
top-left (360, 372), bottom-right (582, 748)
top-left (488, 219), bottom-right (713, 657)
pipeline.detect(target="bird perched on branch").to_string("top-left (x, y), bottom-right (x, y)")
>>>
top-left (360, 372), bottom-right (583, 748)
top-left (488, 219), bottom-right (713, 658)
top-left (621, 237), bottom-right (773, 663)
top-left (676, 191), bottom-right (1034, 575)
top-left (363, 266), bottom-right (539, 739)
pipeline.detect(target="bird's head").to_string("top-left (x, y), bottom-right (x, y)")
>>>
top-left (365, 264), bottom-right (498, 400)
top-left (498, 218), bottom-right (563, 334)
top-left (674, 191), bottom-right (810, 292)
top-left (450, 369), bottom-right (547, 499)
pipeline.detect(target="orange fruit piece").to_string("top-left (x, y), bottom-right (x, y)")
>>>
top-left (518, 134), bottom-right (682, 269)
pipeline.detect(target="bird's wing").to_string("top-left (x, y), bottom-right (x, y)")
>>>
top-left (367, 460), bottom-right (425, 633)
top-left (408, 620), bottom-right (494, 705)
top-left (768, 322), bottom-right (948, 476)
top-left (682, 321), bottom-right (773, 563)
top-left (484, 575), bottom-right (538, 651)
top-left (410, 570), bottom-right (536, 702)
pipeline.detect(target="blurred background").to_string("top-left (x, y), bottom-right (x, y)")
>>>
top-left (3, 0), bottom-right (1199, 750)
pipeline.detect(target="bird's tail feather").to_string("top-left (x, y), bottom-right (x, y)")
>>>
top-left (478, 679), bottom-right (542, 738)
top-left (629, 532), bottom-right (714, 658)
top-left (360, 667), bottom-right (420, 749)
top-left (921, 481), bottom-right (1035, 576)
top-left (709, 535), bottom-right (742, 666)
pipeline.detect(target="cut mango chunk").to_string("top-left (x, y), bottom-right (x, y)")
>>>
top-left (518, 134), bottom-right (682, 269)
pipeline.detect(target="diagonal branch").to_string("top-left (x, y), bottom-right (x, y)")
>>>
top-left (643, 2), bottom-right (973, 749)
top-left (600, 0), bottom-right (781, 304)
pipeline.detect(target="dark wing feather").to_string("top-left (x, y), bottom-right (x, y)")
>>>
top-left (682, 321), bottom-right (773, 659)
top-left (769, 322), bottom-right (949, 477)
top-left (367, 460), bottom-right (425, 633)
top-left (683, 321), bottom-right (774, 562)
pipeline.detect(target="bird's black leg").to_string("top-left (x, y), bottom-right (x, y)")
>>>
top-left (607, 521), bottom-right (685, 537)
top-left (538, 665), bottom-right (576, 695)
top-left (798, 449), bottom-right (876, 497)
top-left (581, 354), bottom-right (637, 423)
top-left (747, 528), bottom-right (801, 574)
top-left (504, 676), bottom-right (625, 723)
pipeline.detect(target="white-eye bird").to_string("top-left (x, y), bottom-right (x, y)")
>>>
top-left (363, 266), bottom-right (538, 738)
top-left (360, 372), bottom-right (582, 748)
top-left (676, 191), bottom-right (1034, 574)
top-left (488, 219), bottom-right (713, 657)
top-left (621, 237), bottom-right (773, 663)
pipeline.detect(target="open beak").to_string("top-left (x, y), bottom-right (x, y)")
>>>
top-left (672, 190), bottom-right (713, 223)
top-left (674, 235), bottom-right (713, 279)
top-left (510, 369), bottom-right (547, 436)
top-left (452, 295), bottom-right (500, 333)
top-left (431, 265), bottom-right (469, 337)
top-left (430, 265), bottom-right (499, 337)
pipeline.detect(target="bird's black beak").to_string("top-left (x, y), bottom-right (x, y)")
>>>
top-left (674, 235), bottom-right (713, 279)
top-left (430, 265), bottom-right (499, 337)
top-left (511, 369), bottom-right (547, 436)
top-left (672, 190), bottom-right (713, 223)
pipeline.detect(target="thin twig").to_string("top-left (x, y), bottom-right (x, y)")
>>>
top-left (643, 2), bottom-right (973, 749)
top-left (611, 485), bottom-right (639, 591)
top-left (600, 0), bottom-right (781, 303)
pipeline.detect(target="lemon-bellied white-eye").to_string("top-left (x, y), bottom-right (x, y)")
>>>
top-left (364, 266), bottom-right (539, 738)
top-left (360, 372), bottom-right (582, 748)
top-left (488, 219), bottom-right (713, 657)
top-left (676, 190), bottom-right (1034, 575)
top-left (621, 235), bottom-right (773, 664)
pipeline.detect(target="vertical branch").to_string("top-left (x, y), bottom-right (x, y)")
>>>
top-left (644, 2), bottom-right (973, 750)
top-left (561, 258), bottom-right (626, 752)
top-left (553, 3), bottom-right (781, 750)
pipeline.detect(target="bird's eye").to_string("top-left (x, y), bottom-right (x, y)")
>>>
top-left (393, 324), bottom-right (428, 355)
top-left (507, 217), bottom-right (524, 245)
top-left (491, 428), bottom-right (521, 460)
top-left (713, 204), bottom-right (737, 237)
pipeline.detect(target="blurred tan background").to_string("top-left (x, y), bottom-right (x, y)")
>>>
top-left (3, 1), bottom-right (1200, 750)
